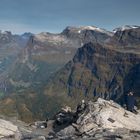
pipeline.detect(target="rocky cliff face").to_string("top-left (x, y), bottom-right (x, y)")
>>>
top-left (0, 26), bottom-right (113, 122)
top-left (0, 31), bottom-right (31, 94)
top-left (44, 25), bottom-right (140, 105)
top-left (45, 42), bottom-right (140, 105)
top-left (8, 26), bottom-right (112, 91)
top-left (110, 25), bottom-right (140, 48)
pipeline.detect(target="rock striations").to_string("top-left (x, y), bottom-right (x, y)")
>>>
top-left (53, 98), bottom-right (140, 140)
top-left (46, 42), bottom-right (140, 105)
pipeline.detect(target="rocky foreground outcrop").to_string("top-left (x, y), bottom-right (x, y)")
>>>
top-left (51, 98), bottom-right (140, 140)
top-left (0, 117), bottom-right (48, 140)
top-left (0, 119), bottom-right (21, 139)
top-left (0, 98), bottom-right (140, 140)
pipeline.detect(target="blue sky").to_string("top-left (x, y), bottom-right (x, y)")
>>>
top-left (0, 0), bottom-right (140, 34)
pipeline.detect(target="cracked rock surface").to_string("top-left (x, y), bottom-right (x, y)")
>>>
top-left (52, 98), bottom-right (140, 140)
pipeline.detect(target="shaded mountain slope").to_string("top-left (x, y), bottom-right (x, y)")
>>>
top-left (0, 26), bottom-right (113, 122)
top-left (8, 26), bottom-right (112, 91)
top-left (109, 25), bottom-right (140, 48)
top-left (44, 42), bottom-right (140, 104)
top-left (0, 25), bottom-right (140, 122)
top-left (0, 31), bottom-right (31, 94)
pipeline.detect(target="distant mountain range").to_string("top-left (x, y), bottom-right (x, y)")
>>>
top-left (4, 26), bottom-right (113, 92)
top-left (0, 25), bottom-right (139, 122)
top-left (0, 31), bottom-right (32, 93)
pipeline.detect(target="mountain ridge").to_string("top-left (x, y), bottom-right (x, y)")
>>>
top-left (0, 25), bottom-right (139, 122)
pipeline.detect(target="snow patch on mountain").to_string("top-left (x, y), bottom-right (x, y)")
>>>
top-left (77, 26), bottom-right (113, 36)
top-left (113, 25), bottom-right (140, 33)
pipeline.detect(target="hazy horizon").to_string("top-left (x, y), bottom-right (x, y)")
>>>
top-left (0, 0), bottom-right (140, 34)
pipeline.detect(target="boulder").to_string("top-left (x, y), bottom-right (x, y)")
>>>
top-left (57, 125), bottom-right (76, 138)
top-left (34, 120), bottom-right (48, 129)
top-left (54, 106), bottom-right (76, 126)
top-left (0, 119), bottom-right (21, 139)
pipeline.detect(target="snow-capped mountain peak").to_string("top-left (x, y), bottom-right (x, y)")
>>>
top-left (79, 26), bottom-right (103, 31)
top-left (78, 26), bottom-right (112, 35)
top-left (113, 25), bottom-right (140, 33)
top-left (63, 26), bottom-right (113, 36)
